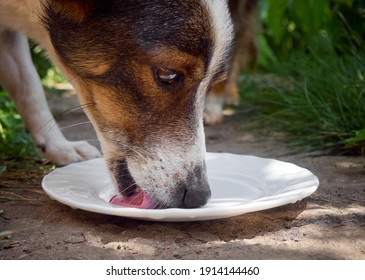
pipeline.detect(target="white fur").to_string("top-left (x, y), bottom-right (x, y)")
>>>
top-left (128, 121), bottom-right (207, 206)
top-left (201, 0), bottom-right (234, 125)
top-left (196, 0), bottom-right (234, 117)
top-left (202, 0), bottom-right (234, 78)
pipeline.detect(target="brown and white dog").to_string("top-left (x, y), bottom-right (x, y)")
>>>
top-left (0, 0), bottom-right (234, 209)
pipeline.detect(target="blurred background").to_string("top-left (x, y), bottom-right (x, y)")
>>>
top-left (0, 0), bottom-right (364, 162)
top-left (242, 0), bottom-right (365, 155)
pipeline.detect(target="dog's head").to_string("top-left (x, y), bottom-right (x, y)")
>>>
top-left (42, 0), bottom-right (233, 208)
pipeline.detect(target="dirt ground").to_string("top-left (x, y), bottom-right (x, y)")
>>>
top-left (1, 92), bottom-right (364, 260)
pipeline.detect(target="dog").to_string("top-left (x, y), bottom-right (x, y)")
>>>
top-left (0, 0), bottom-right (233, 209)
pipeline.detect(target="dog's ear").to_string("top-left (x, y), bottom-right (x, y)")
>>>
top-left (49, 0), bottom-right (107, 23)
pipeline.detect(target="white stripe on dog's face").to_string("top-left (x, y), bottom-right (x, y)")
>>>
top-left (203, 0), bottom-right (234, 78)
top-left (196, 0), bottom-right (234, 117)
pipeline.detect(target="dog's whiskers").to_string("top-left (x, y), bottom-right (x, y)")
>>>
top-left (61, 103), bottom-right (96, 115)
top-left (36, 102), bottom-right (96, 135)
top-left (121, 143), bottom-right (152, 164)
top-left (59, 121), bottom-right (92, 131)
top-left (120, 182), bottom-right (138, 195)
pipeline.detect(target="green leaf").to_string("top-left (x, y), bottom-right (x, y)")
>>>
top-left (290, 0), bottom-right (310, 33)
top-left (312, 0), bottom-right (330, 31)
top-left (0, 166), bottom-right (6, 175)
top-left (258, 35), bottom-right (278, 67)
top-left (290, 0), bottom-right (328, 34)
top-left (267, 0), bottom-right (288, 44)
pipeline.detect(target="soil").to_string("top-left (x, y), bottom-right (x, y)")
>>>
top-left (1, 91), bottom-right (364, 260)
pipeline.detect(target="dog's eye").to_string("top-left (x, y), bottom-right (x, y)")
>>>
top-left (153, 67), bottom-right (182, 88)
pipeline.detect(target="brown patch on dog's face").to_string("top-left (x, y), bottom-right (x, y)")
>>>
top-left (75, 46), bottom-right (205, 150)
top-left (80, 60), bottom-right (113, 77)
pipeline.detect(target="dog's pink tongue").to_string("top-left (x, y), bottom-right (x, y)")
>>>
top-left (109, 189), bottom-right (156, 209)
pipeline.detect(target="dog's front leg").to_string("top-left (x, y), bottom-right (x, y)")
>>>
top-left (0, 30), bottom-right (100, 164)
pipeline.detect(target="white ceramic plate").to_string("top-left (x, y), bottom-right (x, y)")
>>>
top-left (42, 153), bottom-right (319, 222)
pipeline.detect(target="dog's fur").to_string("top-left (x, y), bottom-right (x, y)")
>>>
top-left (0, 0), bottom-right (234, 208)
top-left (205, 0), bottom-right (258, 125)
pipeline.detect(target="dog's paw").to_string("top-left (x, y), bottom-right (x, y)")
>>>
top-left (39, 140), bottom-right (101, 165)
top-left (204, 95), bottom-right (224, 125)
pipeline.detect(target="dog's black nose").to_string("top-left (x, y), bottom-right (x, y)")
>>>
top-left (179, 165), bottom-right (211, 208)
top-left (183, 187), bottom-right (211, 208)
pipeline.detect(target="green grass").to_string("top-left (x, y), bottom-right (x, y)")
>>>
top-left (0, 91), bottom-right (37, 160)
top-left (240, 47), bottom-right (365, 155)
